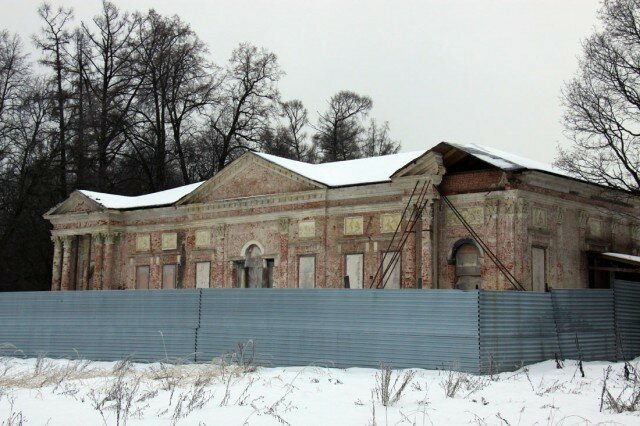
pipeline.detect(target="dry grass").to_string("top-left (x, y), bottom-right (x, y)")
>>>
top-left (0, 354), bottom-right (254, 393)
top-left (439, 369), bottom-right (489, 399)
top-left (0, 354), bottom-right (111, 390)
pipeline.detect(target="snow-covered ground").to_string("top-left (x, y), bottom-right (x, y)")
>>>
top-left (0, 355), bottom-right (638, 425)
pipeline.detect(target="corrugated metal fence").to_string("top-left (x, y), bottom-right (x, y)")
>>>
top-left (0, 290), bottom-right (200, 362)
top-left (614, 280), bottom-right (640, 361)
top-left (479, 291), bottom-right (558, 373)
top-left (196, 289), bottom-right (480, 371)
top-left (0, 281), bottom-right (638, 373)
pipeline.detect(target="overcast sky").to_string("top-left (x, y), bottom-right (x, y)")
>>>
top-left (1, 0), bottom-right (602, 163)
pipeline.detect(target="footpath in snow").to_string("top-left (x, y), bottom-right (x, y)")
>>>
top-left (0, 355), bottom-right (638, 425)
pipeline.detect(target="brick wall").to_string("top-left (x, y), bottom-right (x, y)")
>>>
top-left (49, 163), bottom-right (639, 292)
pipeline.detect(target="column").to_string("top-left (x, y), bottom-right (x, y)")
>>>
top-left (78, 236), bottom-right (90, 291)
top-left (102, 233), bottom-right (117, 290)
top-left (90, 233), bottom-right (104, 290)
top-left (60, 235), bottom-right (74, 291)
top-left (51, 236), bottom-right (63, 291)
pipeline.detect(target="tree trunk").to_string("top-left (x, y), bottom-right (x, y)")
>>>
top-left (55, 44), bottom-right (67, 197)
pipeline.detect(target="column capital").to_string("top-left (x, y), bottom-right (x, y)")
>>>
top-left (51, 235), bottom-right (62, 248)
top-left (515, 198), bottom-right (530, 217)
top-left (484, 198), bottom-right (499, 220)
top-left (91, 232), bottom-right (105, 245)
top-left (104, 232), bottom-right (121, 244)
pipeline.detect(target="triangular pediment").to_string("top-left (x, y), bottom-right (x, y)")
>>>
top-left (179, 153), bottom-right (325, 204)
top-left (45, 191), bottom-right (105, 216)
top-left (391, 150), bottom-right (446, 181)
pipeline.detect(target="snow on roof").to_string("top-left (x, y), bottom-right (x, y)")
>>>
top-left (600, 252), bottom-right (640, 265)
top-left (447, 142), bottom-right (570, 177)
top-left (79, 181), bottom-right (204, 210)
top-left (72, 143), bottom-right (570, 211)
top-left (256, 150), bottom-right (428, 187)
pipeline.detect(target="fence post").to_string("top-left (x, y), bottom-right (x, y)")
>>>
top-left (194, 289), bottom-right (203, 363)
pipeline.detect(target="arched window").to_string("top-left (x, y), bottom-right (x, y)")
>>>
top-left (234, 243), bottom-right (274, 288)
top-left (452, 241), bottom-right (481, 290)
top-left (244, 244), bottom-right (264, 288)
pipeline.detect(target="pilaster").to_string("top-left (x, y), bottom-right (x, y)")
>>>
top-left (421, 200), bottom-right (435, 288)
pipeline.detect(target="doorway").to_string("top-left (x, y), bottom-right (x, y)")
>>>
top-left (532, 247), bottom-right (547, 292)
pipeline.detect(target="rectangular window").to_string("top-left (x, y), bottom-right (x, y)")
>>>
top-left (345, 253), bottom-right (364, 289)
top-left (196, 262), bottom-right (211, 289)
top-left (298, 256), bottom-right (316, 288)
top-left (135, 265), bottom-right (150, 290)
top-left (382, 251), bottom-right (401, 289)
top-left (532, 247), bottom-right (546, 292)
top-left (162, 264), bottom-right (177, 289)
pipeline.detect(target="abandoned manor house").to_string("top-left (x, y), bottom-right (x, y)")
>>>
top-left (44, 142), bottom-right (640, 292)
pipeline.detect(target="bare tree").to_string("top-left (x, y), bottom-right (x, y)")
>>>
top-left (164, 20), bottom-right (216, 184)
top-left (279, 100), bottom-right (315, 162)
top-left (0, 76), bottom-right (58, 291)
top-left (80, 0), bottom-right (141, 190)
top-left (361, 119), bottom-right (400, 157)
top-left (67, 30), bottom-right (89, 188)
top-left (0, 31), bottom-right (29, 145)
top-left (557, 0), bottom-right (640, 194)
top-left (33, 2), bottom-right (73, 197)
top-left (124, 10), bottom-right (217, 190)
top-left (259, 127), bottom-right (295, 159)
top-left (205, 43), bottom-right (283, 172)
top-left (313, 90), bottom-right (372, 162)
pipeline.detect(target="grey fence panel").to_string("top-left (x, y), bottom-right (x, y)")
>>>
top-left (0, 284), bottom-right (637, 372)
top-left (0, 290), bottom-right (201, 362)
top-left (196, 289), bottom-right (481, 372)
top-left (0, 290), bottom-right (201, 328)
top-left (479, 291), bottom-right (559, 373)
top-left (614, 280), bottom-right (640, 361)
top-left (0, 327), bottom-right (197, 362)
top-left (551, 289), bottom-right (616, 362)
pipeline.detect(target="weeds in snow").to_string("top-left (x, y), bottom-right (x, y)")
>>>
top-left (522, 366), bottom-right (565, 396)
top-left (168, 375), bottom-right (214, 426)
top-left (1, 395), bottom-right (26, 426)
top-left (374, 364), bottom-right (416, 406)
top-left (439, 369), bottom-right (488, 399)
top-left (87, 358), bottom-right (156, 426)
top-left (600, 363), bottom-right (640, 413)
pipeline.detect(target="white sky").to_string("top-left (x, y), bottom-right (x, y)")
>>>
top-left (1, 0), bottom-right (601, 164)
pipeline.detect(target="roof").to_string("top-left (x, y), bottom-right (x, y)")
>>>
top-left (79, 182), bottom-right (204, 210)
top-left (446, 142), bottom-right (570, 177)
top-left (600, 252), bottom-right (640, 266)
top-left (62, 142), bottom-right (569, 212)
top-left (255, 150), bottom-right (427, 187)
